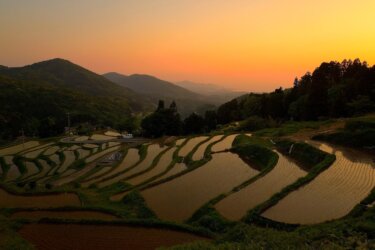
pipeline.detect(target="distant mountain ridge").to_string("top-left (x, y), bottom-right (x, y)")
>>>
top-left (103, 72), bottom-right (217, 116)
top-left (103, 72), bottom-right (245, 116)
top-left (104, 72), bottom-right (202, 100)
top-left (176, 80), bottom-right (234, 96)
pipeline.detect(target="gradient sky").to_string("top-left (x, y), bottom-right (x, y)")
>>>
top-left (1, 0), bottom-right (375, 92)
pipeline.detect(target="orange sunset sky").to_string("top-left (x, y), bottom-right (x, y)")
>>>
top-left (1, 0), bottom-right (375, 92)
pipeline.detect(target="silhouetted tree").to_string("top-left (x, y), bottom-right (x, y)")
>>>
top-left (184, 113), bottom-right (205, 134)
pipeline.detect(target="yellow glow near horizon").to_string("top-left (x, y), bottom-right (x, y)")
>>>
top-left (1, 0), bottom-right (375, 91)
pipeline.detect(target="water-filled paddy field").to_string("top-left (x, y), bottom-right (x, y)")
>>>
top-left (192, 135), bottom-right (223, 161)
top-left (116, 144), bottom-right (165, 181)
top-left (0, 189), bottom-right (80, 208)
top-left (262, 142), bottom-right (375, 224)
top-left (141, 152), bottom-right (259, 221)
top-left (93, 148), bottom-right (140, 188)
top-left (178, 136), bottom-right (208, 157)
top-left (11, 210), bottom-right (118, 221)
top-left (127, 147), bottom-right (176, 185)
top-left (215, 151), bottom-right (307, 220)
top-left (211, 134), bottom-right (238, 152)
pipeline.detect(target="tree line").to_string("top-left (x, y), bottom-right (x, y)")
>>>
top-left (216, 59), bottom-right (375, 123)
top-left (141, 59), bottom-right (375, 137)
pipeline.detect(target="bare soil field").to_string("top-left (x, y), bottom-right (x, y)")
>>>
top-left (19, 224), bottom-right (208, 250)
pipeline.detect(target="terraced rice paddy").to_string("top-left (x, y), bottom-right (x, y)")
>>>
top-left (58, 151), bottom-right (76, 173)
top-left (36, 159), bottom-right (53, 178)
top-left (83, 144), bottom-right (99, 149)
top-left (43, 146), bottom-right (60, 155)
top-left (141, 152), bottom-right (259, 221)
top-left (22, 162), bottom-right (40, 179)
top-left (2, 131), bottom-right (374, 250)
top-left (262, 143), bottom-right (375, 224)
top-left (52, 162), bottom-right (98, 186)
top-left (49, 154), bottom-right (60, 166)
top-left (175, 138), bottom-right (186, 146)
top-left (0, 189), bottom-right (80, 207)
top-left (85, 146), bottom-right (120, 163)
top-left (85, 167), bottom-right (112, 180)
top-left (11, 210), bottom-right (119, 221)
top-left (77, 149), bottom-right (90, 159)
top-left (90, 134), bottom-right (115, 140)
top-left (178, 136), bottom-right (208, 157)
top-left (148, 163), bottom-right (187, 185)
top-left (115, 144), bottom-right (166, 182)
top-left (211, 134), bottom-right (238, 152)
top-left (19, 224), bottom-right (208, 250)
top-left (215, 152), bottom-right (307, 220)
top-left (104, 131), bottom-right (121, 137)
top-left (4, 165), bottom-right (21, 181)
top-left (23, 148), bottom-right (47, 159)
top-left (95, 149), bottom-right (140, 187)
top-left (127, 147), bottom-right (176, 186)
top-left (4, 155), bottom-right (13, 165)
top-left (75, 136), bottom-right (89, 142)
top-left (192, 135), bottom-right (223, 161)
top-left (0, 141), bottom-right (40, 156)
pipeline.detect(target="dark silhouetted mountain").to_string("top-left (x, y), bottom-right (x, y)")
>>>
top-left (0, 58), bottom-right (153, 139)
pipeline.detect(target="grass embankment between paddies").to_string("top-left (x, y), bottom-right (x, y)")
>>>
top-left (252, 120), bottom-right (333, 137)
top-left (188, 134), bottom-right (278, 233)
top-left (243, 139), bottom-right (336, 228)
top-left (313, 119), bottom-right (375, 149)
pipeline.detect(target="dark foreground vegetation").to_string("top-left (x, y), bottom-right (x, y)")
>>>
top-left (314, 119), bottom-right (375, 149)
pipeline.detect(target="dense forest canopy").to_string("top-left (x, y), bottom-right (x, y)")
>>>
top-left (217, 59), bottom-right (375, 123)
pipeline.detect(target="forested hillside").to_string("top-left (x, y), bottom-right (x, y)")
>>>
top-left (0, 59), bottom-right (152, 141)
top-left (217, 59), bottom-right (375, 124)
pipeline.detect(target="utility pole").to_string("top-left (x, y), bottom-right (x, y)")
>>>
top-left (67, 112), bottom-right (71, 135)
top-left (21, 128), bottom-right (25, 149)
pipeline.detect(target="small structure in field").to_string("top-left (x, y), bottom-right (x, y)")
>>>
top-left (99, 152), bottom-right (123, 166)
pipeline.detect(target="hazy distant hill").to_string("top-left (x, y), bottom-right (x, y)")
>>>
top-left (104, 73), bottom-right (201, 100)
top-left (176, 80), bottom-right (232, 95)
top-left (103, 72), bottom-right (217, 116)
top-left (176, 80), bottom-right (247, 105)
top-left (0, 59), bottom-right (153, 139)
